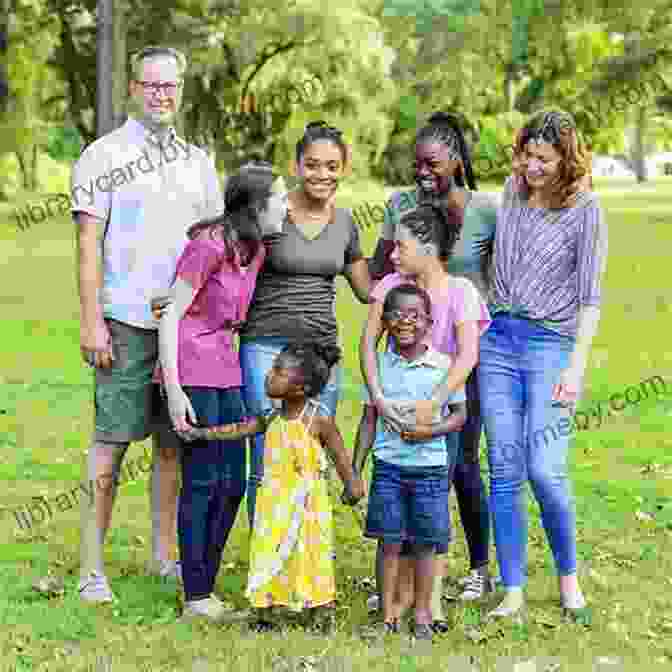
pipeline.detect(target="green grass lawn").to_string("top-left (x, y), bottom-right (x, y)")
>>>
top-left (0, 177), bottom-right (671, 671)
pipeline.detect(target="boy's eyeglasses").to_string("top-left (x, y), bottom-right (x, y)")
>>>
top-left (136, 80), bottom-right (181, 96)
top-left (383, 310), bottom-right (430, 323)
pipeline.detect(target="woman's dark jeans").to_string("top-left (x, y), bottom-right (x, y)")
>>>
top-left (453, 368), bottom-right (490, 570)
top-left (179, 386), bottom-right (247, 602)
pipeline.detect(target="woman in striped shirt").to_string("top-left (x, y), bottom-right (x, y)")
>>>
top-left (480, 110), bottom-right (607, 622)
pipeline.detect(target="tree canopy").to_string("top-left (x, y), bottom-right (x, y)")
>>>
top-left (1, 0), bottom-right (671, 195)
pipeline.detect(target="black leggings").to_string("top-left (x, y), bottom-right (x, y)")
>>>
top-left (453, 369), bottom-right (490, 570)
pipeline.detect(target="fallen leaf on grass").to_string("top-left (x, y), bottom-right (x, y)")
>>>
top-left (296, 656), bottom-right (319, 671)
top-left (533, 613), bottom-right (559, 628)
top-left (635, 510), bottom-right (655, 523)
top-left (463, 626), bottom-right (487, 643)
top-left (613, 557), bottom-right (636, 569)
top-left (606, 621), bottom-right (629, 638)
top-left (32, 574), bottom-right (64, 597)
top-left (587, 568), bottom-right (609, 589)
top-left (594, 657), bottom-right (623, 667)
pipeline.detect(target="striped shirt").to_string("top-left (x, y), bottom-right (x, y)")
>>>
top-left (489, 177), bottom-right (607, 337)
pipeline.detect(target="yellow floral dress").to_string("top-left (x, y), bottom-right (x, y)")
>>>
top-left (245, 401), bottom-right (335, 611)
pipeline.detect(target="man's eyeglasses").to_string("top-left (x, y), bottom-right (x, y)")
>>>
top-left (383, 310), bottom-right (430, 323)
top-left (136, 80), bottom-right (181, 96)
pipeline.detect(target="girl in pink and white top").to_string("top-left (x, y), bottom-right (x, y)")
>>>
top-left (154, 161), bottom-right (284, 623)
top-left (360, 203), bottom-right (490, 631)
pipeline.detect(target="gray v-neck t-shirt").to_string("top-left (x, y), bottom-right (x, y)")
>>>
top-left (240, 206), bottom-right (363, 347)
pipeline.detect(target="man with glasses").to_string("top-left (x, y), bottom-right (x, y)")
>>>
top-left (73, 46), bottom-right (224, 602)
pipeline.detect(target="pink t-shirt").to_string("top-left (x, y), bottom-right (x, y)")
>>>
top-left (370, 272), bottom-right (491, 356)
top-left (153, 233), bottom-right (266, 388)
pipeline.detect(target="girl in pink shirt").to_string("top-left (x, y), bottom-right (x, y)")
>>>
top-left (360, 203), bottom-right (490, 632)
top-left (154, 161), bottom-right (286, 623)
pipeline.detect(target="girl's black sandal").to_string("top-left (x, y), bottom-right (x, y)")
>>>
top-left (431, 619), bottom-right (450, 634)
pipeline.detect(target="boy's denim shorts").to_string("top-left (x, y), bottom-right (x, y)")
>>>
top-left (365, 457), bottom-right (451, 553)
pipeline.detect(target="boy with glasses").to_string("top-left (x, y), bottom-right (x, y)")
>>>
top-left (350, 284), bottom-right (467, 640)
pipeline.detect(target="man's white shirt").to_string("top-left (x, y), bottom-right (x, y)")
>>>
top-left (71, 117), bottom-right (224, 329)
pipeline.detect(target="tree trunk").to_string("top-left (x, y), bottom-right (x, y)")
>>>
top-left (112, 0), bottom-right (127, 129)
top-left (96, 0), bottom-right (114, 137)
top-left (625, 31), bottom-right (648, 183)
top-left (632, 106), bottom-right (648, 183)
top-left (0, 0), bottom-right (9, 115)
top-left (30, 143), bottom-right (38, 190)
top-left (15, 150), bottom-right (28, 190)
top-left (505, 63), bottom-right (516, 112)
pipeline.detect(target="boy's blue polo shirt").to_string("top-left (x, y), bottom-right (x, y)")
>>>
top-left (362, 348), bottom-right (466, 467)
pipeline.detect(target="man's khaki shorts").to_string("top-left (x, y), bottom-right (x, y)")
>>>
top-left (94, 318), bottom-right (179, 448)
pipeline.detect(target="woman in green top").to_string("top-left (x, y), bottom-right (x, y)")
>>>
top-left (368, 112), bottom-right (498, 612)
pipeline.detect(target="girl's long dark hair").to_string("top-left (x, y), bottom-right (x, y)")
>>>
top-left (186, 160), bottom-right (275, 260)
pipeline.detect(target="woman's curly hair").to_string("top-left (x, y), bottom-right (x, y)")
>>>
top-left (512, 109), bottom-right (593, 209)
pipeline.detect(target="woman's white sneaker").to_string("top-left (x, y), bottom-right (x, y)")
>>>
top-left (182, 597), bottom-right (229, 623)
top-left (77, 571), bottom-right (116, 603)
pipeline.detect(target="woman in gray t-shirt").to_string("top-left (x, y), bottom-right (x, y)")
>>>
top-left (239, 121), bottom-right (371, 527)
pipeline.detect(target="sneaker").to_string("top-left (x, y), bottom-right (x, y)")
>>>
top-left (249, 619), bottom-right (282, 633)
top-left (487, 598), bottom-right (525, 622)
top-left (151, 559), bottom-right (182, 583)
top-left (181, 596), bottom-right (230, 624)
top-left (458, 570), bottom-right (492, 601)
top-left (431, 620), bottom-right (450, 634)
top-left (366, 594), bottom-right (380, 613)
top-left (412, 623), bottom-right (433, 641)
top-left (78, 571), bottom-right (116, 603)
top-left (360, 620), bottom-right (399, 640)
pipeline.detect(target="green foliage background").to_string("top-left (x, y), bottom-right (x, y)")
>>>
top-left (1, 0), bottom-right (671, 198)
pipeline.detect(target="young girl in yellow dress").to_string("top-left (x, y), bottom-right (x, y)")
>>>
top-left (179, 342), bottom-right (365, 629)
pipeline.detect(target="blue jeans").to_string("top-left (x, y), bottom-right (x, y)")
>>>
top-left (239, 337), bottom-right (342, 528)
top-left (478, 314), bottom-right (577, 588)
top-left (179, 387), bottom-right (247, 601)
top-left (366, 458), bottom-right (450, 549)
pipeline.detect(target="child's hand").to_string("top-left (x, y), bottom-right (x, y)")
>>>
top-left (150, 294), bottom-right (173, 320)
top-left (350, 476), bottom-right (366, 502)
top-left (177, 425), bottom-right (203, 442)
top-left (342, 476), bottom-right (365, 506)
top-left (400, 425), bottom-right (434, 442)
top-left (165, 384), bottom-right (198, 433)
